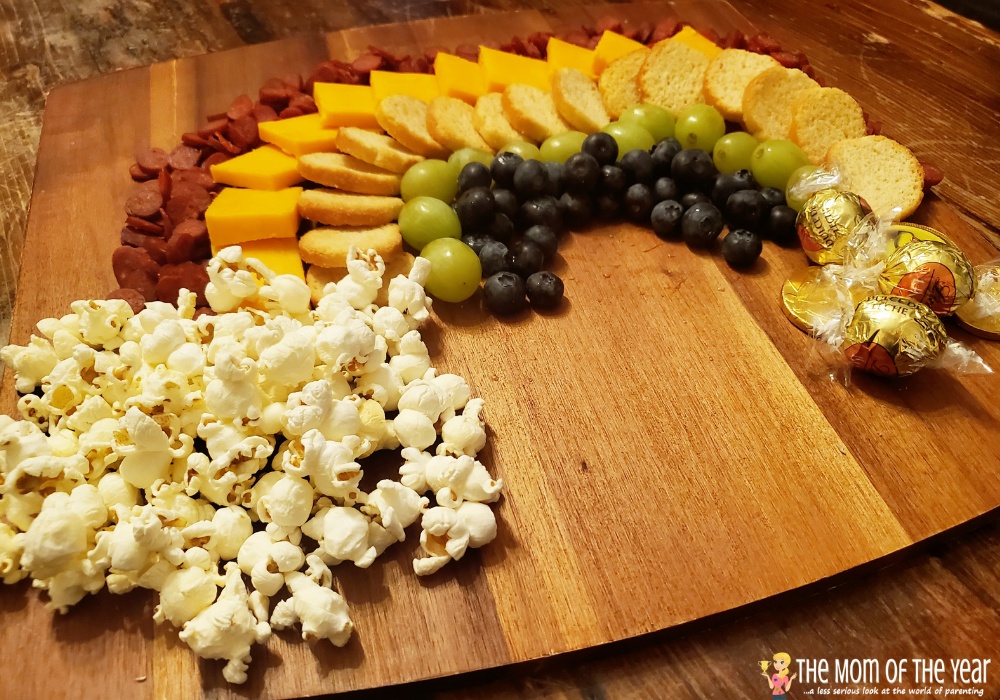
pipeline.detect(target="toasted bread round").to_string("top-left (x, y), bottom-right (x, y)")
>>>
top-left (298, 189), bottom-right (403, 227)
top-left (598, 49), bottom-right (648, 119)
top-left (789, 87), bottom-right (867, 164)
top-left (637, 40), bottom-right (709, 117)
top-left (702, 49), bottom-right (780, 122)
top-left (741, 66), bottom-right (818, 142)
top-left (335, 127), bottom-right (424, 173)
top-left (501, 84), bottom-right (572, 142)
top-left (307, 252), bottom-right (416, 306)
top-left (474, 93), bottom-right (533, 151)
top-left (551, 67), bottom-right (610, 133)
top-left (375, 95), bottom-right (449, 160)
top-left (426, 97), bottom-right (494, 154)
top-left (298, 153), bottom-right (402, 196)
top-left (825, 136), bottom-right (924, 219)
top-left (299, 223), bottom-right (403, 269)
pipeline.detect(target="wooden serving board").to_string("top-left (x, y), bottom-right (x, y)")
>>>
top-left (3, 3), bottom-right (1000, 699)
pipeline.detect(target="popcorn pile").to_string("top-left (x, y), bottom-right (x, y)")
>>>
top-left (0, 246), bottom-right (502, 684)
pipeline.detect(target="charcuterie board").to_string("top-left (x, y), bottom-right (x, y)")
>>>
top-left (3, 3), bottom-right (1000, 700)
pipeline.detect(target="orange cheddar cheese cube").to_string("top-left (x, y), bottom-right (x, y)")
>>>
top-left (671, 26), bottom-right (722, 58)
top-left (434, 52), bottom-right (487, 103)
top-left (205, 187), bottom-right (302, 249)
top-left (258, 114), bottom-right (339, 158)
top-left (314, 82), bottom-right (379, 129)
top-left (370, 71), bottom-right (441, 103)
top-left (210, 145), bottom-right (304, 190)
top-left (478, 46), bottom-right (552, 93)
top-left (592, 31), bottom-right (647, 75)
top-left (234, 237), bottom-right (305, 279)
top-left (546, 37), bottom-right (597, 80)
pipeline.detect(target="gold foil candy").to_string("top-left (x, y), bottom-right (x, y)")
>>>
top-left (842, 295), bottom-right (946, 377)
top-left (877, 239), bottom-right (976, 315)
top-left (955, 262), bottom-right (1000, 340)
top-left (796, 189), bottom-right (870, 265)
top-left (884, 222), bottom-right (954, 256)
top-left (781, 267), bottom-right (871, 335)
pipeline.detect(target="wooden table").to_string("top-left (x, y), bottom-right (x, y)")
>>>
top-left (2, 1), bottom-right (999, 698)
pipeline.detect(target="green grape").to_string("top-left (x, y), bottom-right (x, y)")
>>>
top-left (600, 121), bottom-right (655, 160)
top-left (420, 238), bottom-right (482, 303)
top-left (674, 104), bottom-right (726, 152)
top-left (400, 159), bottom-right (460, 203)
top-left (500, 140), bottom-right (542, 160)
top-left (785, 165), bottom-right (822, 212)
top-left (448, 148), bottom-right (493, 172)
top-left (618, 104), bottom-right (676, 142)
top-left (712, 132), bottom-right (759, 174)
top-left (398, 196), bottom-right (462, 250)
top-left (539, 131), bottom-right (588, 163)
top-left (750, 140), bottom-right (811, 190)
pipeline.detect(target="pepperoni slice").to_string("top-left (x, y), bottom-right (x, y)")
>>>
top-left (771, 51), bottom-right (802, 68)
top-left (423, 47), bottom-right (445, 63)
top-left (158, 261), bottom-right (210, 306)
top-left (227, 94), bottom-right (254, 121)
top-left (126, 215), bottom-right (164, 235)
top-left (226, 114), bottom-right (259, 150)
top-left (351, 53), bottom-right (383, 75)
top-left (201, 152), bottom-right (231, 170)
top-left (107, 288), bottom-right (147, 314)
top-left (160, 207), bottom-right (174, 241)
top-left (311, 61), bottom-right (340, 85)
top-left (252, 103), bottom-right (279, 123)
top-left (120, 228), bottom-right (169, 264)
top-left (279, 107), bottom-right (305, 120)
top-left (193, 306), bottom-right (216, 319)
top-left (595, 16), bottom-right (622, 34)
top-left (650, 18), bottom-right (680, 43)
top-left (125, 190), bottom-right (164, 218)
top-left (922, 163), bottom-right (944, 187)
top-left (130, 163), bottom-right (154, 181)
top-left (397, 56), bottom-right (417, 74)
top-left (288, 93), bottom-right (316, 114)
top-left (136, 179), bottom-right (161, 195)
top-left (181, 132), bottom-right (211, 148)
top-left (197, 118), bottom-right (229, 138)
top-left (168, 145), bottom-right (201, 171)
top-left (282, 73), bottom-right (303, 92)
top-left (527, 32), bottom-right (553, 52)
top-left (721, 30), bottom-right (746, 49)
top-left (158, 169), bottom-right (172, 199)
top-left (165, 183), bottom-right (212, 224)
top-left (174, 168), bottom-right (216, 190)
top-left (112, 245), bottom-right (161, 286)
top-left (455, 44), bottom-right (480, 62)
top-left (208, 131), bottom-right (242, 154)
top-left (121, 269), bottom-right (159, 302)
top-left (136, 147), bottom-right (170, 174)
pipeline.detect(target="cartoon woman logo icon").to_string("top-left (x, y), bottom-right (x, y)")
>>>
top-left (759, 653), bottom-right (797, 699)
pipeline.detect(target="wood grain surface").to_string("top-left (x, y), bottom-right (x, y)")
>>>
top-left (1, 2), bottom-right (1000, 700)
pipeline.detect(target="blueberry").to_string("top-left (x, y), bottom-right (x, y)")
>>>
top-left (732, 169), bottom-right (757, 191)
top-left (653, 177), bottom-right (679, 202)
top-left (681, 202), bottom-right (724, 247)
top-left (722, 229), bottom-right (763, 268)
top-left (595, 193), bottom-right (620, 219)
top-left (544, 161), bottom-right (565, 197)
top-left (486, 212), bottom-right (515, 244)
top-left (492, 188), bottom-right (519, 220)
top-left (564, 152), bottom-right (601, 194)
top-left (651, 138), bottom-right (682, 178)
top-left (513, 159), bottom-right (549, 199)
top-left (624, 183), bottom-right (655, 222)
top-left (766, 205), bottom-right (799, 245)
top-left (521, 195), bottom-right (563, 232)
top-left (490, 152), bottom-right (523, 189)
top-left (651, 200), bottom-right (684, 239)
top-left (559, 192), bottom-right (592, 229)
top-left (759, 186), bottom-right (786, 209)
top-left (725, 189), bottom-right (766, 231)
top-left (681, 191), bottom-right (711, 210)
top-left (483, 271), bottom-right (528, 315)
top-left (479, 240), bottom-right (509, 277)
top-left (710, 173), bottom-right (743, 210)
top-left (506, 240), bottom-right (545, 277)
top-left (620, 149), bottom-right (654, 185)
top-left (455, 187), bottom-right (495, 229)
top-left (582, 131), bottom-right (618, 166)
top-left (596, 164), bottom-right (626, 196)
top-left (458, 162), bottom-right (492, 193)
top-left (523, 224), bottom-right (559, 258)
top-left (526, 271), bottom-right (564, 310)
top-left (671, 148), bottom-right (717, 192)
top-left (461, 231), bottom-right (493, 255)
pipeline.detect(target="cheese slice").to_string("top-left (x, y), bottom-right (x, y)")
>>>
top-left (434, 52), bottom-right (487, 104)
top-left (592, 31), bottom-right (647, 75)
top-left (671, 26), bottom-right (722, 58)
top-left (314, 82), bottom-right (380, 129)
top-left (209, 145), bottom-right (304, 190)
top-left (233, 237), bottom-right (305, 279)
top-left (205, 187), bottom-right (302, 249)
top-left (370, 71), bottom-right (441, 103)
top-left (479, 46), bottom-right (552, 93)
top-left (258, 113), bottom-right (339, 158)
top-left (546, 37), bottom-right (597, 80)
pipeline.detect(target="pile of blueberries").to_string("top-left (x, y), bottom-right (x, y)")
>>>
top-left (452, 132), bottom-right (800, 315)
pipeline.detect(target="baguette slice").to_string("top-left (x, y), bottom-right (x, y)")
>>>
top-left (789, 87), bottom-right (867, 164)
top-left (551, 67), bottom-right (610, 133)
top-left (299, 223), bottom-right (403, 269)
top-left (375, 95), bottom-right (449, 159)
top-left (298, 189), bottom-right (403, 227)
top-left (298, 153), bottom-right (402, 195)
top-left (501, 84), bottom-right (572, 142)
top-left (335, 127), bottom-right (423, 173)
top-left (742, 66), bottom-right (818, 141)
top-left (474, 93), bottom-right (533, 151)
top-left (598, 48), bottom-right (648, 119)
top-left (703, 49), bottom-right (780, 122)
top-left (824, 135), bottom-right (924, 219)
top-left (427, 96), bottom-right (494, 153)
top-left (637, 40), bottom-right (709, 117)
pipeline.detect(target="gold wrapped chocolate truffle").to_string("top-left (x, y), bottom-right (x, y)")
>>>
top-left (781, 267), bottom-right (871, 334)
top-left (796, 189), bottom-right (870, 265)
top-left (956, 262), bottom-right (1000, 340)
top-left (842, 295), bottom-right (946, 377)
top-left (877, 239), bottom-right (976, 315)
top-left (884, 222), bottom-right (954, 255)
